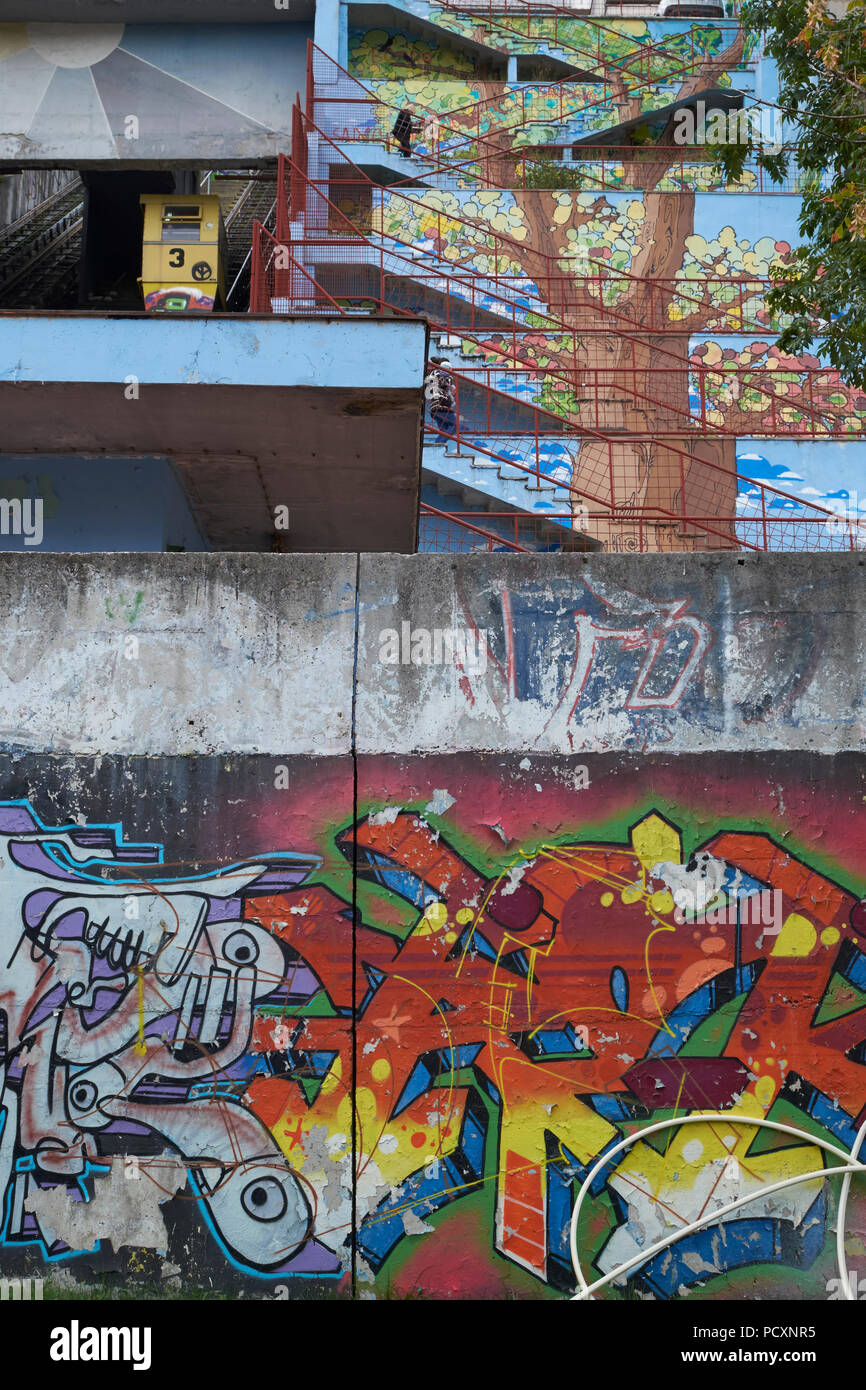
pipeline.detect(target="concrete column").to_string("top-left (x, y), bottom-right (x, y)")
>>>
top-left (313, 0), bottom-right (341, 79)
top-left (339, 1), bottom-right (349, 69)
top-left (507, 55), bottom-right (518, 83)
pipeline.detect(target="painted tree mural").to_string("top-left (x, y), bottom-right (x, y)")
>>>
top-left (349, 18), bottom-right (745, 148)
top-left (690, 342), bottom-right (866, 437)
top-left (348, 21), bottom-right (749, 549)
top-left (344, 15), bottom-right (861, 550)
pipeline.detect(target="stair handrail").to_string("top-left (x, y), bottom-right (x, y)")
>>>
top-left (308, 36), bottom-right (749, 180)
top-left (297, 103), bottom-right (776, 344)
top-left (420, 500), bottom-right (537, 550)
top-left (271, 161), bottom-right (857, 546)
top-left (290, 118), bottom-right (850, 443)
top-left (430, 0), bottom-right (747, 84)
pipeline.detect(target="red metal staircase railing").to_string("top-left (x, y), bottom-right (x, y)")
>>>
top-left (431, 0), bottom-right (747, 82)
top-left (255, 19), bottom-right (865, 555)
top-left (286, 108), bottom-right (858, 450)
top-left (308, 39), bottom-right (752, 190)
top-left (306, 41), bottom-right (799, 234)
top-left (260, 124), bottom-right (865, 444)
top-left (249, 171), bottom-right (865, 553)
top-left (296, 102), bottom-right (777, 336)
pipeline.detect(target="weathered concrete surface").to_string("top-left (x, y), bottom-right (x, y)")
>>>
top-left (0, 553), bottom-right (356, 755)
top-left (0, 316), bottom-right (428, 551)
top-left (0, 315), bottom-right (428, 390)
top-left (0, 2), bottom-right (310, 19)
top-left (2, 552), bottom-right (864, 756)
top-left (0, 21), bottom-right (308, 164)
top-left (1, 551), bottom-right (865, 1302)
top-left (356, 552), bottom-right (866, 754)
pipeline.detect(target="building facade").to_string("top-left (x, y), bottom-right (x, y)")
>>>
top-left (1, 0), bottom-right (866, 1309)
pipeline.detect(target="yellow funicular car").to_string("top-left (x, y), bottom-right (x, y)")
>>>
top-left (140, 194), bottom-right (227, 313)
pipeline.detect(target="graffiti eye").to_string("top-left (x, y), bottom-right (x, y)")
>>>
top-left (240, 1176), bottom-right (288, 1223)
top-left (69, 1079), bottom-right (98, 1112)
top-left (223, 930), bottom-right (260, 966)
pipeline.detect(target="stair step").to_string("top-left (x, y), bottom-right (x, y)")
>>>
top-left (472, 460), bottom-right (552, 485)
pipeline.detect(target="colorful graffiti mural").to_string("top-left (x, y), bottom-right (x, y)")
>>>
top-left (142, 287), bottom-right (216, 313)
top-left (0, 801), bottom-right (335, 1278)
top-left (4, 751), bottom-right (865, 1299)
top-left (340, 805), bottom-right (860, 1295)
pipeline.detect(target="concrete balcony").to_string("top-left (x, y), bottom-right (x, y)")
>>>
top-left (0, 1), bottom-right (311, 18)
top-left (0, 312), bottom-right (427, 551)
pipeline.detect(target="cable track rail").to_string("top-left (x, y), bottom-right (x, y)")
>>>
top-left (0, 175), bottom-right (82, 252)
top-left (0, 179), bottom-right (85, 300)
top-left (0, 210), bottom-right (84, 306)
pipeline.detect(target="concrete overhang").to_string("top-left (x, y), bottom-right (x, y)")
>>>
top-left (0, 312), bottom-right (427, 552)
top-left (348, 3), bottom-right (509, 71)
top-left (0, 1), bottom-right (314, 18)
top-left (571, 87), bottom-right (746, 150)
top-left (351, 3), bottom-right (599, 75)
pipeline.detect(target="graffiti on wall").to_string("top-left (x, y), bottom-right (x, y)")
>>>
top-left (336, 806), bottom-right (863, 1294)
top-left (3, 767), bottom-right (865, 1298)
top-left (0, 801), bottom-right (339, 1278)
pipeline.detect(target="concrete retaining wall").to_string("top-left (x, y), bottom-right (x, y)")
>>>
top-left (1, 552), bottom-right (864, 1300)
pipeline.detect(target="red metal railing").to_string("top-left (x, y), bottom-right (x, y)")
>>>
top-left (250, 217), bottom-right (863, 551)
top-left (308, 46), bottom-right (798, 207)
top-left (271, 230), bottom-right (796, 436)
top-left (514, 145), bottom-right (804, 195)
top-left (419, 507), bottom-right (864, 555)
top-left (419, 505), bottom-right (866, 554)
top-left (431, 0), bottom-right (745, 75)
top-left (419, 502), bottom-right (538, 551)
top-left (449, 362), bottom-right (866, 440)
top-left (431, 4), bottom-right (749, 85)
top-left (277, 121), bottom-right (862, 444)
top-left (419, 421), bottom-right (744, 553)
top-left (296, 104), bottom-right (777, 337)
top-left (251, 216), bottom-right (355, 314)
top-left (308, 33), bottom-right (752, 185)
top-left (264, 20), bottom-right (864, 556)
top-left (251, 162), bottom-right (862, 553)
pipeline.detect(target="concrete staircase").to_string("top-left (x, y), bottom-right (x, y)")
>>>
top-left (420, 470), bottom-right (594, 550)
top-left (421, 434), bottom-right (575, 511)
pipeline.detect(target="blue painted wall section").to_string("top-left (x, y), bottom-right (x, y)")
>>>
top-left (0, 457), bottom-right (206, 553)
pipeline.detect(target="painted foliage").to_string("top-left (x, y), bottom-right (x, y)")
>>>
top-left (342, 11), bottom-right (865, 529)
top-left (348, 20), bottom-right (741, 145)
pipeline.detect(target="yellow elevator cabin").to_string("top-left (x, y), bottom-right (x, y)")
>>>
top-left (139, 194), bottom-right (227, 312)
